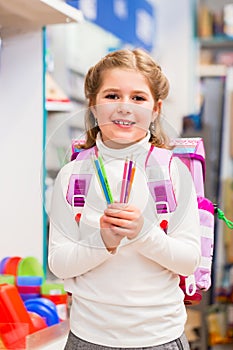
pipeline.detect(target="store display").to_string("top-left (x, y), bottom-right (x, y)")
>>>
top-left (0, 284), bottom-right (35, 348)
top-left (0, 255), bottom-right (68, 348)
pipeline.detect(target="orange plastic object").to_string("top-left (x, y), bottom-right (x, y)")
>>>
top-left (3, 257), bottom-right (22, 276)
top-left (0, 284), bottom-right (35, 348)
top-left (0, 323), bottom-right (29, 349)
top-left (0, 337), bottom-right (6, 349)
top-left (28, 312), bottom-right (47, 331)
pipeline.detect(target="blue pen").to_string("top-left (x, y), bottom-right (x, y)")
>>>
top-left (93, 158), bottom-right (111, 204)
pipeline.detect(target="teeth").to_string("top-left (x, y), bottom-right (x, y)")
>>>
top-left (114, 120), bottom-right (134, 125)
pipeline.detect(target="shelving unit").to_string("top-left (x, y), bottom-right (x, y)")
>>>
top-left (0, 0), bottom-right (82, 267)
top-left (0, 0), bottom-right (83, 36)
top-left (195, 0), bottom-right (233, 78)
top-left (194, 1), bottom-right (233, 348)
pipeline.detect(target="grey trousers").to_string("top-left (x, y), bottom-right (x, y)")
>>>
top-left (64, 331), bottom-right (190, 350)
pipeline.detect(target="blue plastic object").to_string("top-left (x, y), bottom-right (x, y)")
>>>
top-left (0, 257), bottom-right (10, 274)
top-left (16, 276), bottom-right (43, 286)
top-left (24, 298), bottom-right (59, 326)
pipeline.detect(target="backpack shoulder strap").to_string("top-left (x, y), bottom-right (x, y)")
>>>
top-left (66, 146), bottom-right (96, 219)
top-left (71, 145), bottom-right (97, 161)
top-left (172, 138), bottom-right (205, 197)
top-left (145, 145), bottom-right (177, 214)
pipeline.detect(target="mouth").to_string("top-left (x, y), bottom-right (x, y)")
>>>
top-left (113, 120), bottom-right (136, 126)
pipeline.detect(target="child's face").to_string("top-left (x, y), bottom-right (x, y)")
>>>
top-left (92, 68), bottom-right (158, 149)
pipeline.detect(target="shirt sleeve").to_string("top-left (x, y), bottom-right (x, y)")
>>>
top-left (48, 163), bottom-right (112, 280)
top-left (137, 157), bottom-right (201, 276)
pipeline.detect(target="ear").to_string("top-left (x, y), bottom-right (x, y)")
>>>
top-left (90, 105), bottom-right (97, 119)
top-left (152, 99), bottom-right (162, 121)
top-left (154, 99), bottom-right (162, 113)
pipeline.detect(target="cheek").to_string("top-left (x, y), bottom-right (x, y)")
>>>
top-left (95, 103), bottom-right (115, 118)
top-left (136, 109), bottom-right (154, 125)
top-left (95, 104), bottom-right (114, 124)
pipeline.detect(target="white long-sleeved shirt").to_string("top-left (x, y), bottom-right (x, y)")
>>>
top-left (48, 133), bottom-right (201, 347)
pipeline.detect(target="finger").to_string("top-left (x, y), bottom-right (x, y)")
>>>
top-left (111, 225), bottom-right (131, 237)
top-left (103, 215), bottom-right (132, 229)
top-left (104, 208), bottom-right (137, 220)
top-left (111, 226), bottom-right (138, 241)
top-left (107, 203), bottom-right (137, 212)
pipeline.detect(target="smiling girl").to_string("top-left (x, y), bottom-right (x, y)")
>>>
top-left (48, 49), bottom-right (200, 350)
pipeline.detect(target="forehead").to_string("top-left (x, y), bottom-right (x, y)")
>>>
top-left (100, 68), bottom-right (150, 91)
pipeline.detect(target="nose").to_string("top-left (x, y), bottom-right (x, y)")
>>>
top-left (117, 102), bottom-right (133, 115)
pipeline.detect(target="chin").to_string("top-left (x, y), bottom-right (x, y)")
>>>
top-left (101, 131), bottom-right (147, 148)
top-left (103, 138), bottom-right (138, 149)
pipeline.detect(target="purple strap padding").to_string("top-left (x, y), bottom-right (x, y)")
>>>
top-left (199, 210), bottom-right (214, 228)
top-left (201, 236), bottom-right (213, 257)
top-left (67, 146), bottom-right (96, 207)
top-left (146, 146), bottom-right (177, 214)
top-left (148, 180), bottom-right (177, 214)
top-left (73, 179), bottom-right (86, 207)
top-left (66, 174), bottom-right (92, 207)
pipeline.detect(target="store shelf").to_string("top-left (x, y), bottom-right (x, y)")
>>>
top-left (0, 0), bottom-right (83, 37)
top-left (198, 36), bottom-right (233, 49)
top-left (197, 64), bottom-right (227, 77)
top-left (46, 100), bottom-right (75, 112)
top-left (46, 73), bottom-right (75, 112)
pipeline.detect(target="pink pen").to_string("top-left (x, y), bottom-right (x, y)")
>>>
top-left (124, 159), bottom-right (133, 203)
top-left (120, 158), bottom-right (128, 203)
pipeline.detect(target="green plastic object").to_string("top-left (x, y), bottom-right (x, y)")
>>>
top-left (41, 282), bottom-right (66, 295)
top-left (0, 274), bottom-right (15, 285)
top-left (17, 257), bottom-right (45, 280)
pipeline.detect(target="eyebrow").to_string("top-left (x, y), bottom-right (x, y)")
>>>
top-left (101, 88), bottom-right (150, 95)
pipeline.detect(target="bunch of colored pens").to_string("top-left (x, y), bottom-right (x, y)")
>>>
top-left (92, 154), bottom-right (114, 205)
top-left (120, 157), bottom-right (136, 203)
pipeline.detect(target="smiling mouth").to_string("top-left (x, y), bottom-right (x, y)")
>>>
top-left (113, 120), bottom-right (136, 126)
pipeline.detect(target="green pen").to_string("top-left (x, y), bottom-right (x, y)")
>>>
top-left (98, 155), bottom-right (114, 204)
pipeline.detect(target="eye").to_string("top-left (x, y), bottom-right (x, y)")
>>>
top-left (132, 95), bottom-right (146, 101)
top-left (105, 94), bottom-right (119, 100)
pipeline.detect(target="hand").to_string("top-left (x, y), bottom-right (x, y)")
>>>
top-left (100, 202), bottom-right (144, 253)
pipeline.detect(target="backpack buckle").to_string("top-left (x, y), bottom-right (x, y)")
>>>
top-left (185, 275), bottom-right (197, 296)
top-left (156, 201), bottom-right (170, 214)
top-left (72, 194), bottom-right (85, 207)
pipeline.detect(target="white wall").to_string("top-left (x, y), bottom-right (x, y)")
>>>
top-left (0, 31), bottom-right (44, 262)
top-left (151, 0), bottom-right (197, 137)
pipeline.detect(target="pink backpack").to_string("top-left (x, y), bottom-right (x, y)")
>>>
top-left (66, 137), bottom-right (227, 305)
top-left (172, 138), bottom-right (215, 305)
top-left (139, 138), bottom-right (214, 305)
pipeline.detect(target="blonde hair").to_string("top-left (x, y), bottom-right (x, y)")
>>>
top-left (81, 48), bottom-right (171, 149)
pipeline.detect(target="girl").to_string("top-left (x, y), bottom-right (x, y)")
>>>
top-left (48, 49), bottom-right (200, 349)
